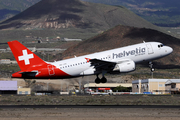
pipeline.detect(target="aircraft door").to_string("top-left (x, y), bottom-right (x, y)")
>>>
top-left (48, 65), bottom-right (55, 76)
top-left (146, 43), bottom-right (154, 54)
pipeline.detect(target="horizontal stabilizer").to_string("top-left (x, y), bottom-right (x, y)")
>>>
top-left (20, 72), bottom-right (38, 78)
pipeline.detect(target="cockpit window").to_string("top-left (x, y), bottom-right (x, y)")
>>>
top-left (158, 44), bottom-right (164, 48)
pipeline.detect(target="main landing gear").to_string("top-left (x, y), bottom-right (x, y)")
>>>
top-left (95, 74), bottom-right (107, 84)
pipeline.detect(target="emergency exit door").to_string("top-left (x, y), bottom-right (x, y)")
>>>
top-left (146, 43), bottom-right (154, 54)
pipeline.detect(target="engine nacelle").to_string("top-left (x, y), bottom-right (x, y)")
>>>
top-left (113, 60), bottom-right (135, 73)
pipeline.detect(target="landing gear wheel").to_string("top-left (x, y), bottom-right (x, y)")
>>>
top-left (95, 77), bottom-right (101, 84)
top-left (151, 68), bottom-right (155, 72)
top-left (149, 61), bottom-right (155, 72)
top-left (101, 76), bottom-right (107, 83)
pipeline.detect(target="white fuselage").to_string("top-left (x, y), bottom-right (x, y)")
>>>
top-left (50, 42), bottom-right (173, 77)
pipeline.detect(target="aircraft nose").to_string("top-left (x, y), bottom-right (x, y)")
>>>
top-left (166, 46), bottom-right (173, 54)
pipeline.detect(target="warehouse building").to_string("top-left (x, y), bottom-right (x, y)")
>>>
top-left (17, 88), bottom-right (31, 95)
top-left (0, 81), bottom-right (31, 95)
top-left (165, 79), bottom-right (180, 94)
top-left (0, 81), bottom-right (17, 94)
top-left (132, 79), bottom-right (180, 94)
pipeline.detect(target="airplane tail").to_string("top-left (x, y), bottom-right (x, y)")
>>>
top-left (8, 40), bottom-right (46, 71)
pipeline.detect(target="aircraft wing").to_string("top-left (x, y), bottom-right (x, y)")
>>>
top-left (89, 59), bottom-right (116, 72)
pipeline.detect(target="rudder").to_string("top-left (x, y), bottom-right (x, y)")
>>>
top-left (8, 40), bottom-right (46, 71)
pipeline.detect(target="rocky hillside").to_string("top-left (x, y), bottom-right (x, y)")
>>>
top-left (0, 0), bottom-right (40, 22)
top-left (0, 0), bottom-right (159, 32)
top-left (82, 0), bottom-right (180, 27)
top-left (62, 25), bottom-right (180, 67)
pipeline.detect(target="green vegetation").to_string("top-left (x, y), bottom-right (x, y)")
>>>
top-left (114, 85), bottom-right (131, 92)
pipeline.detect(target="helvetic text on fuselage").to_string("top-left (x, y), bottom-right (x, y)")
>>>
top-left (113, 47), bottom-right (146, 59)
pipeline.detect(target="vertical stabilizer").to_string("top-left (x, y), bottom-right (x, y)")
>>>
top-left (8, 40), bottom-right (46, 71)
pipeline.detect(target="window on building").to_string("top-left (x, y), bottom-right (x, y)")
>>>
top-left (171, 84), bottom-right (176, 88)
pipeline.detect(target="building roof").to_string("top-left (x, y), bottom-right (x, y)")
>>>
top-left (132, 79), bottom-right (180, 84)
top-left (84, 83), bottom-right (132, 88)
top-left (165, 79), bottom-right (180, 85)
top-left (0, 81), bottom-right (17, 90)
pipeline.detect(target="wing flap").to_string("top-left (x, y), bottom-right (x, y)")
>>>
top-left (89, 59), bottom-right (116, 71)
top-left (89, 58), bottom-right (135, 72)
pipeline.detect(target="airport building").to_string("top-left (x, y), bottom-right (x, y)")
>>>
top-left (0, 59), bottom-right (17, 64)
top-left (84, 83), bottom-right (132, 94)
top-left (0, 81), bottom-right (17, 94)
top-left (165, 79), bottom-right (180, 94)
top-left (18, 88), bottom-right (31, 95)
top-left (132, 79), bottom-right (180, 94)
top-left (0, 81), bottom-right (31, 95)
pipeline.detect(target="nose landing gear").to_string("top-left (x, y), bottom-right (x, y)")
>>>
top-left (149, 61), bottom-right (155, 78)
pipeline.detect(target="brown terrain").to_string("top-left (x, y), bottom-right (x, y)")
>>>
top-left (0, 0), bottom-right (159, 31)
top-left (0, 107), bottom-right (180, 120)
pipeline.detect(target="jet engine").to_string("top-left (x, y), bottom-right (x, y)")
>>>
top-left (113, 60), bottom-right (135, 73)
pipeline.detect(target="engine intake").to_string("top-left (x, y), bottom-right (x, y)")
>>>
top-left (113, 60), bottom-right (135, 73)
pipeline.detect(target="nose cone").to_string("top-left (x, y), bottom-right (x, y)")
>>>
top-left (166, 46), bottom-right (173, 55)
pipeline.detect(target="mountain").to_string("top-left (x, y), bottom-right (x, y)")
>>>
top-left (62, 25), bottom-right (180, 66)
top-left (0, 0), bottom-right (158, 31)
top-left (82, 0), bottom-right (180, 27)
top-left (0, 0), bottom-right (40, 22)
top-left (1, 0), bottom-right (180, 27)
top-left (0, 0), bottom-right (165, 42)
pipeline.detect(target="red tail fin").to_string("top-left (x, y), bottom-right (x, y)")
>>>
top-left (8, 40), bottom-right (46, 71)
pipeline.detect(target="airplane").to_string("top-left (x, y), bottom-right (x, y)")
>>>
top-left (8, 40), bottom-right (173, 83)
